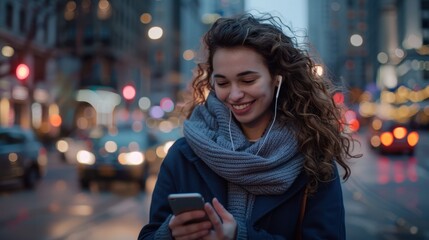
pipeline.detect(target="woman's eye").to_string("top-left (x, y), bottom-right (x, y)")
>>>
top-left (216, 82), bottom-right (228, 86)
top-left (243, 79), bottom-right (256, 84)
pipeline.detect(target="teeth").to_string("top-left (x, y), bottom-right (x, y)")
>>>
top-left (232, 103), bottom-right (250, 110)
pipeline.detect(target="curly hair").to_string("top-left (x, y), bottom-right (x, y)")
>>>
top-left (186, 13), bottom-right (360, 193)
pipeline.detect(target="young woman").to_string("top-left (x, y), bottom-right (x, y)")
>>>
top-left (138, 12), bottom-right (359, 240)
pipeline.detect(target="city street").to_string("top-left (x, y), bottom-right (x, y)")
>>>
top-left (0, 129), bottom-right (428, 240)
top-left (2, 1), bottom-right (429, 240)
top-left (0, 151), bottom-right (151, 240)
top-left (344, 129), bottom-right (429, 240)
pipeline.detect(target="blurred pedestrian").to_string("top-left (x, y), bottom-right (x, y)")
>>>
top-left (138, 12), bottom-right (360, 240)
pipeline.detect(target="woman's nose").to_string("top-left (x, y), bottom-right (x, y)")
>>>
top-left (229, 85), bottom-right (244, 101)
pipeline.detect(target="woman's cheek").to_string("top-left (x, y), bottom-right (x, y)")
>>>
top-left (215, 88), bottom-right (228, 102)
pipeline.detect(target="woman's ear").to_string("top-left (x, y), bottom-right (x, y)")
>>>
top-left (275, 76), bottom-right (283, 99)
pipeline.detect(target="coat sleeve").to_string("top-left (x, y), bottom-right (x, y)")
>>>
top-left (137, 141), bottom-right (183, 240)
top-left (301, 165), bottom-right (346, 240)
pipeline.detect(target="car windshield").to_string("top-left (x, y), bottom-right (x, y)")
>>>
top-left (92, 129), bottom-right (148, 150)
top-left (0, 131), bottom-right (25, 144)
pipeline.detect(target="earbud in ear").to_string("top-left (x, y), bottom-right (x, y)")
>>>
top-left (276, 76), bottom-right (283, 99)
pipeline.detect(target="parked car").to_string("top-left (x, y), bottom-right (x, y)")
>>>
top-left (55, 128), bottom-right (103, 164)
top-left (0, 126), bottom-right (47, 188)
top-left (368, 118), bottom-right (419, 155)
top-left (76, 126), bottom-right (152, 190)
top-left (145, 126), bottom-right (183, 176)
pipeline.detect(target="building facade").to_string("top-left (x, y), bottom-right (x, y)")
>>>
top-left (0, 0), bottom-right (60, 138)
top-left (308, 0), bottom-right (429, 125)
top-left (1, 0), bottom-right (245, 137)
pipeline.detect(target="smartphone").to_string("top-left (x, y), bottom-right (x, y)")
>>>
top-left (168, 193), bottom-right (206, 214)
top-left (168, 193), bottom-right (209, 224)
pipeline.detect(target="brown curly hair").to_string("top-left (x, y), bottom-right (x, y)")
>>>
top-left (186, 13), bottom-right (361, 193)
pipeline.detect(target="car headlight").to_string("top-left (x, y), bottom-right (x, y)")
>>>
top-left (56, 139), bottom-right (69, 153)
top-left (77, 150), bottom-right (96, 165)
top-left (118, 151), bottom-right (144, 165)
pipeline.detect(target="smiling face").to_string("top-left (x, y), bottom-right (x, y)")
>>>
top-left (212, 47), bottom-right (277, 139)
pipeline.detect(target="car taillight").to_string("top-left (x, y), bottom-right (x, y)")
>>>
top-left (349, 119), bottom-right (360, 132)
top-left (407, 131), bottom-right (419, 147)
top-left (393, 127), bottom-right (407, 139)
top-left (380, 132), bottom-right (394, 146)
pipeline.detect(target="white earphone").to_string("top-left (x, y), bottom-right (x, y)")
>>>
top-left (276, 76), bottom-right (283, 99)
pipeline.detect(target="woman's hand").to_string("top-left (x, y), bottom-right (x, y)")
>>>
top-left (202, 198), bottom-right (237, 240)
top-left (168, 210), bottom-right (212, 240)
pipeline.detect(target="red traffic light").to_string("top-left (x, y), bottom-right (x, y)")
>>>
top-left (122, 85), bottom-right (136, 101)
top-left (16, 63), bottom-right (30, 81)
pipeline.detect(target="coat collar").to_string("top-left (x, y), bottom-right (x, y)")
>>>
top-left (178, 138), bottom-right (228, 204)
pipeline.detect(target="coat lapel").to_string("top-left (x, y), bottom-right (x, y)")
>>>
top-left (194, 160), bottom-right (228, 204)
top-left (252, 172), bottom-right (308, 221)
top-left (179, 139), bottom-right (228, 204)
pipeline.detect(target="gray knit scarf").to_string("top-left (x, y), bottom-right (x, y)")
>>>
top-left (183, 93), bottom-right (304, 195)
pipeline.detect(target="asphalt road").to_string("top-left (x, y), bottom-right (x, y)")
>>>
top-left (0, 129), bottom-right (428, 240)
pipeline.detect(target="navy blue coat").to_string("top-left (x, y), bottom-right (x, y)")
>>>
top-left (138, 138), bottom-right (346, 239)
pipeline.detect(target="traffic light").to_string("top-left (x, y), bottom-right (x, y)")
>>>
top-left (122, 85), bottom-right (136, 101)
top-left (15, 63), bottom-right (30, 81)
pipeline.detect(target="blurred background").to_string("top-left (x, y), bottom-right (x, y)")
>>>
top-left (0, 0), bottom-right (428, 239)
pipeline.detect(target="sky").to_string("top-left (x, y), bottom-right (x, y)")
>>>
top-left (245, 0), bottom-right (308, 33)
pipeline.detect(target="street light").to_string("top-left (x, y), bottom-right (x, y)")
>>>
top-left (148, 26), bottom-right (163, 40)
top-left (350, 34), bottom-right (363, 47)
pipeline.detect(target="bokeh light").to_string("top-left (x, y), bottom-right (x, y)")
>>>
top-left (149, 106), bottom-right (164, 119)
top-left (148, 26), bottom-right (163, 40)
top-left (160, 97), bottom-right (174, 112)
top-left (139, 97), bottom-right (151, 111)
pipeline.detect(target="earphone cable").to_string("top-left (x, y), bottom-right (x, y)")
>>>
top-left (229, 92), bottom-right (279, 155)
top-left (229, 110), bottom-right (236, 151)
top-left (255, 95), bottom-right (278, 155)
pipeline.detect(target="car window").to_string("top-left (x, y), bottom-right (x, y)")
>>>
top-left (93, 130), bottom-right (148, 149)
top-left (0, 133), bottom-right (7, 144)
top-left (0, 132), bottom-right (26, 144)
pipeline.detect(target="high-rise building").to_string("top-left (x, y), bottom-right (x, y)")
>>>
top-left (55, 0), bottom-right (149, 130)
top-left (308, 0), bottom-right (377, 92)
top-left (308, 0), bottom-right (429, 124)
top-left (55, 0), bottom-right (244, 132)
top-left (1, 0), bottom-right (245, 134)
top-left (0, 0), bottom-right (60, 137)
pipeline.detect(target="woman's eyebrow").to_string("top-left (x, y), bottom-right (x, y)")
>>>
top-left (213, 73), bottom-right (226, 79)
top-left (213, 70), bottom-right (258, 79)
top-left (237, 70), bottom-right (258, 77)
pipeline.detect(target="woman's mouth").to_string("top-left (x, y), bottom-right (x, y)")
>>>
top-left (230, 101), bottom-right (254, 115)
top-left (232, 103), bottom-right (250, 110)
